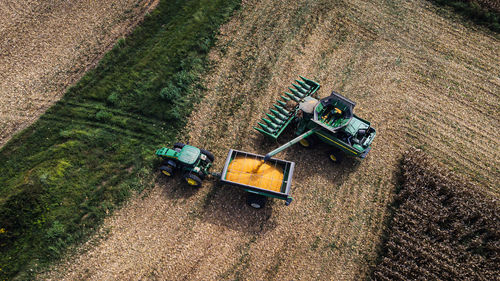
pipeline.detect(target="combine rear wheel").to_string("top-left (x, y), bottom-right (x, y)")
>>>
top-left (328, 149), bottom-right (344, 164)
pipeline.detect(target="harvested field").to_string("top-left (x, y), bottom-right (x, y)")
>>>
top-left (372, 148), bottom-right (499, 280)
top-left (0, 0), bottom-right (158, 148)
top-left (42, 0), bottom-right (499, 280)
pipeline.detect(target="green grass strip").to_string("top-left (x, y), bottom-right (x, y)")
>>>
top-left (0, 0), bottom-right (241, 279)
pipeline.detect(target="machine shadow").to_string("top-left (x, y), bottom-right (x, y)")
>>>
top-left (199, 181), bottom-right (277, 235)
top-left (198, 134), bottom-right (362, 235)
top-left (156, 174), bottom-right (199, 199)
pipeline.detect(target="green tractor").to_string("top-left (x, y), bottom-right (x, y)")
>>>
top-left (255, 76), bottom-right (376, 163)
top-left (155, 143), bottom-right (214, 187)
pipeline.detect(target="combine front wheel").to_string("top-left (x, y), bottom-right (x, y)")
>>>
top-left (328, 150), bottom-right (344, 164)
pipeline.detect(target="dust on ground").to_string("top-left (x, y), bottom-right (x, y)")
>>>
top-left (41, 0), bottom-right (499, 280)
top-left (0, 0), bottom-right (158, 148)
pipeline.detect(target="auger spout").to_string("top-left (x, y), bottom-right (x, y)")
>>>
top-left (264, 127), bottom-right (319, 161)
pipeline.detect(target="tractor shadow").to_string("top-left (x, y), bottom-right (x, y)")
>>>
top-left (156, 174), bottom-right (199, 199)
top-left (199, 181), bottom-right (276, 235)
top-left (156, 171), bottom-right (276, 235)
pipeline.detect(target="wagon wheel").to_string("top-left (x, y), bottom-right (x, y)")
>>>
top-left (184, 173), bottom-right (202, 187)
top-left (247, 193), bottom-right (267, 209)
top-left (159, 165), bottom-right (174, 177)
top-left (200, 149), bottom-right (215, 162)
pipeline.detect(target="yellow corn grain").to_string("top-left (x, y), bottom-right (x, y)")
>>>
top-left (226, 157), bottom-right (284, 192)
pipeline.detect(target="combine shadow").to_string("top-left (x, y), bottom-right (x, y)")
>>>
top-left (195, 128), bottom-right (364, 234)
top-left (200, 181), bottom-right (276, 235)
top-left (256, 129), bottom-right (361, 173)
top-left (285, 140), bottom-right (362, 189)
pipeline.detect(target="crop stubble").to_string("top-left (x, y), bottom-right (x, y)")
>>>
top-left (42, 0), bottom-right (499, 280)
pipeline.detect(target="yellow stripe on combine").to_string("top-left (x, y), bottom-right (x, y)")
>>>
top-left (316, 132), bottom-right (359, 155)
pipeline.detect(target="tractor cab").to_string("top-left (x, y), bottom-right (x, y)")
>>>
top-left (156, 145), bottom-right (203, 166)
top-left (177, 145), bottom-right (201, 166)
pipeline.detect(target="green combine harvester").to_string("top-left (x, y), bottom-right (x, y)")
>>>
top-left (255, 76), bottom-right (376, 163)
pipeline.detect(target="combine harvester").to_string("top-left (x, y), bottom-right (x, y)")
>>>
top-left (255, 76), bottom-right (376, 163)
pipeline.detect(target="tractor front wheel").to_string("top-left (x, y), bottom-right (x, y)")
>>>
top-left (159, 165), bottom-right (174, 177)
top-left (328, 149), bottom-right (344, 164)
top-left (200, 149), bottom-right (215, 162)
top-left (184, 173), bottom-right (202, 187)
top-left (247, 193), bottom-right (267, 209)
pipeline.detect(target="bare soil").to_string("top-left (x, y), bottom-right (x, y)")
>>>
top-left (42, 0), bottom-right (499, 280)
top-left (0, 0), bottom-right (158, 148)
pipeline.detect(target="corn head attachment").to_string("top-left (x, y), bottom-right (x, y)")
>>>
top-left (253, 76), bottom-right (320, 139)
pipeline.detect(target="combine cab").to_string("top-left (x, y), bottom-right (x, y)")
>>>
top-left (255, 77), bottom-right (376, 163)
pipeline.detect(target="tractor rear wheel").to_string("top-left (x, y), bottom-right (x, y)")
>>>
top-left (184, 173), bottom-right (202, 187)
top-left (173, 142), bottom-right (186, 149)
top-left (328, 149), bottom-right (344, 164)
top-left (200, 149), bottom-right (215, 162)
top-left (247, 193), bottom-right (267, 209)
top-left (159, 165), bottom-right (174, 177)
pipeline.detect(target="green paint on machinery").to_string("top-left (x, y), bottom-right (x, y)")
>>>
top-left (256, 77), bottom-right (376, 163)
top-left (254, 76), bottom-right (321, 139)
top-left (155, 143), bottom-right (215, 187)
top-left (155, 144), bottom-right (295, 209)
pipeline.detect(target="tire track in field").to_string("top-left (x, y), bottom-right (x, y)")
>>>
top-left (0, 0), bottom-right (158, 148)
top-left (43, 0), bottom-right (499, 280)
